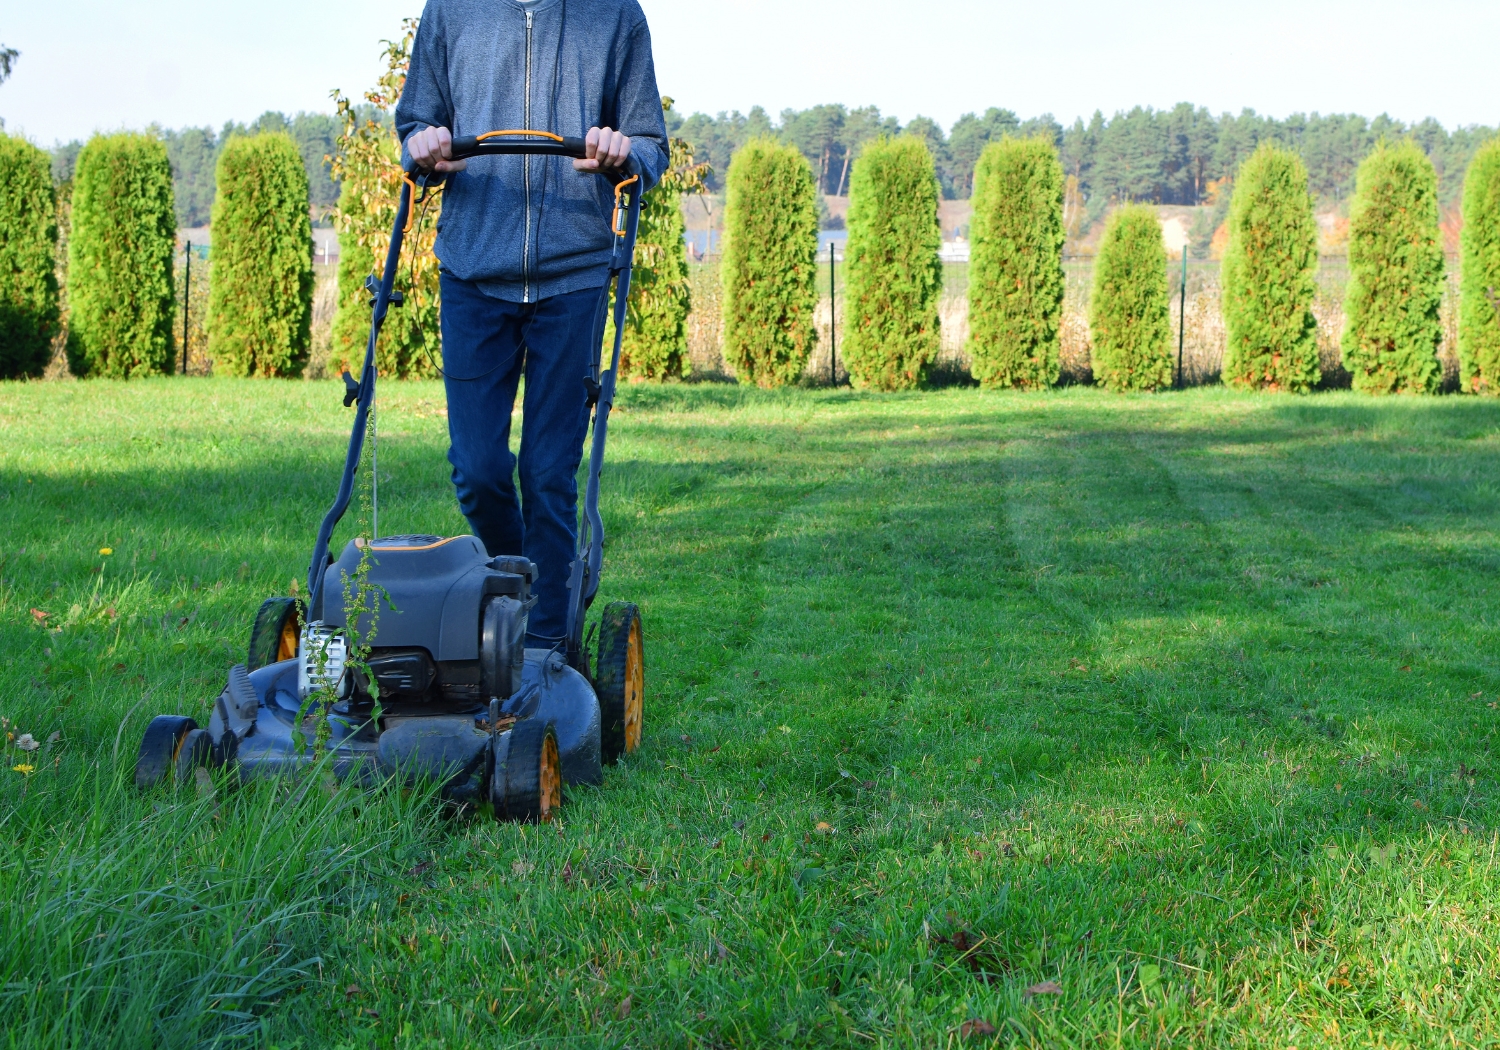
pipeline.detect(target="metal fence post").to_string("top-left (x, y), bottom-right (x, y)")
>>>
top-left (182, 241), bottom-right (191, 375)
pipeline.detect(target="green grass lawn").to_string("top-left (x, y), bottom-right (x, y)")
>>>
top-left (2, 380), bottom-right (1499, 1049)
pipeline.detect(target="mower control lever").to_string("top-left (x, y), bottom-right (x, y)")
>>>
top-left (364, 275), bottom-right (402, 309)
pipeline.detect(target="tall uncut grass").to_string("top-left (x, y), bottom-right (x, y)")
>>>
top-left (0, 749), bottom-right (442, 1047)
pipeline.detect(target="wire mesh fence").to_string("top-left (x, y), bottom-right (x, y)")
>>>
top-left (686, 253), bottom-right (1466, 389)
top-left (175, 241), bottom-right (213, 375)
top-left (39, 239), bottom-right (1462, 388)
top-left (306, 263), bottom-right (341, 379)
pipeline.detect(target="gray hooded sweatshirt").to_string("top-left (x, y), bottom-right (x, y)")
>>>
top-left (394, 0), bottom-right (668, 303)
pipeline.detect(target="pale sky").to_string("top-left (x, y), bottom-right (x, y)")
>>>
top-left (3, 0), bottom-right (1497, 146)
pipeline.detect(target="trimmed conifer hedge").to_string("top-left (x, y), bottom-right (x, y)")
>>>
top-left (67, 133), bottom-right (177, 377)
top-left (206, 133), bottom-right (314, 377)
top-left (1089, 204), bottom-right (1171, 391)
top-left (841, 136), bottom-right (943, 391)
top-left (1342, 141), bottom-right (1445, 395)
top-left (721, 138), bottom-right (819, 388)
top-left (1460, 139), bottom-right (1500, 394)
top-left (0, 133), bottom-right (60, 378)
top-left (966, 136), bottom-right (1064, 389)
top-left (1221, 144), bottom-right (1321, 392)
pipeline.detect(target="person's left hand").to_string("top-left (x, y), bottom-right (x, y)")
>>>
top-left (574, 127), bottom-right (632, 174)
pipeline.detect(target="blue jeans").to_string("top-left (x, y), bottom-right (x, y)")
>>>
top-left (439, 274), bottom-right (605, 644)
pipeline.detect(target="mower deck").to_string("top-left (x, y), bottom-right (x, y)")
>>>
top-left (207, 646), bottom-right (602, 800)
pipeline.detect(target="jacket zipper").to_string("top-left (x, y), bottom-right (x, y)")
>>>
top-left (523, 8), bottom-right (534, 303)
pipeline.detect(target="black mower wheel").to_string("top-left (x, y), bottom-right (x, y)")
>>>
top-left (595, 602), bottom-right (644, 764)
top-left (135, 716), bottom-right (202, 790)
top-left (494, 719), bottom-right (562, 823)
top-left (247, 596), bottom-right (304, 672)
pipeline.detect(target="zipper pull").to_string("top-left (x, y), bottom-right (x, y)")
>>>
top-left (526, 10), bottom-right (533, 28)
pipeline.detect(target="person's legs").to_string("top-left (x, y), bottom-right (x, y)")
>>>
top-left (516, 285), bottom-right (607, 644)
top-left (440, 273), bottom-right (527, 556)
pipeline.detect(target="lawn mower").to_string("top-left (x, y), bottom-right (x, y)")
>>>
top-left (135, 133), bottom-right (647, 821)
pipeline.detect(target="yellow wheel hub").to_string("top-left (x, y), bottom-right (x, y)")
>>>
top-left (624, 618), bottom-right (644, 754)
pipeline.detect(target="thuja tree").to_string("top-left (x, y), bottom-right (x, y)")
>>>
top-left (67, 132), bottom-right (176, 377)
top-left (1460, 139), bottom-right (1500, 393)
top-left (207, 133), bottom-right (314, 377)
top-left (721, 138), bottom-right (819, 388)
top-left (611, 128), bottom-right (709, 380)
top-left (841, 136), bottom-right (943, 390)
top-left (1342, 141), bottom-right (1445, 395)
top-left (330, 21), bottom-right (439, 379)
top-left (966, 136), bottom-right (1064, 389)
top-left (0, 133), bottom-right (59, 378)
top-left (1089, 204), bottom-right (1171, 391)
top-left (1221, 143), bottom-right (1320, 392)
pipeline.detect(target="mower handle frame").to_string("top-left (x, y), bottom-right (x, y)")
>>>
top-left (306, 140), bottom-right (644, 669)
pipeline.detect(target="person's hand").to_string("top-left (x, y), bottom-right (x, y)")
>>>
top-left (408, 126), bottom-right (467, 173)
top-left (573, 127), bottom-right (632, 174)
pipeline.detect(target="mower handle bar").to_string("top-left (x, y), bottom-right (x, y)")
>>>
top-left (402, 136), bottom-right (640, 184)
top-left (450, 135), bottom-right (588, 159)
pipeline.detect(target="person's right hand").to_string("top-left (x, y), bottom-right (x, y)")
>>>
top-left (408, 126), bottom-right (467, 173)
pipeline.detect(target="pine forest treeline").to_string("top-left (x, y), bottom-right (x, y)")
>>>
top-left (50, 110), bottom-right (352, 227)
top-left (43, 103), bottom-right (1496, 235)
top-left (670, 104), bottom-right (1496, 216)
